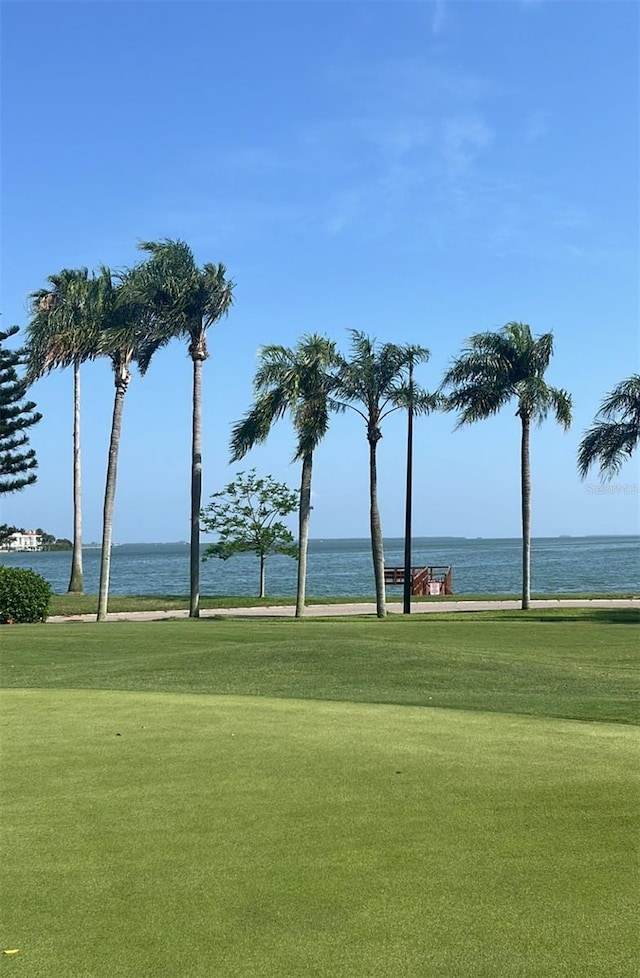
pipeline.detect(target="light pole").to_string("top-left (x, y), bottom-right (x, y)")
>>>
top-left (403, 358), bottom-right (414, 614)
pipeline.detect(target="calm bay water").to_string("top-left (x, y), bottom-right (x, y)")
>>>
top-left (1, 536), bottom-right (638, 596)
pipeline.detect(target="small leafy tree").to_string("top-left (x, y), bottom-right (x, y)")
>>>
top-left (201, 470), bottom-right (298, 598)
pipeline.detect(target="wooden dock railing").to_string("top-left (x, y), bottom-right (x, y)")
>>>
top-left (383, 564), bottom-right (453, 596)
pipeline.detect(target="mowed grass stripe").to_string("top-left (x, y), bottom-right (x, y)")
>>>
top-left (2, 614), bottom-right (638, 723)
top-left (1, 690), bottom-right (637, 978)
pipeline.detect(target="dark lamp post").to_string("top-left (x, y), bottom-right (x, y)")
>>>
top-left (403, 359), bottom-right (414, 614)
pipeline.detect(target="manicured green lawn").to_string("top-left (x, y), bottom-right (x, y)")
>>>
top-left (4, 612), bottom-right (638, 723)
top-left (1, 614), bottom-right (638, 976)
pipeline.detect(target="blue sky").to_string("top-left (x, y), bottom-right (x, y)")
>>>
top-left (1, 0), bottom-right (638, 542)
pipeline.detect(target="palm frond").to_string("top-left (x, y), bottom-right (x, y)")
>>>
top-left (547, 386), bottom-right (572, 430)
top-left (444, 382), bottom-right (512, 426)
top-left (135, 240), bottom-right (234, 344)
top-left (230, 387), bottom-right (290, 462)
top-left (336, 331), bottom-right (428, 422)
top-left (578, 422), bottom-right (638, 479)
top-left (442, 322), bottom-right (568, 432)
top-left (578, 374), bottom-right (639, 478)
top-left (23, 267), bottom-right (103, 379)
top-left (391, 384), bottom-right (441, 416)
top-left (597, 374), bottom-right (640, 422)
top-left (233, 334), bottom-right (339, 462)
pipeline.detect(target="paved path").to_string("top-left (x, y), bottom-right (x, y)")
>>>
top-left (48, 597), bottom-right (640, 623)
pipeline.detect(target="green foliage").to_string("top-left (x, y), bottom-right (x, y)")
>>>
top-left (230, 334), bottom-right (339, 463)
top-left (202, 470), bottom-right (298, 595)
top-left (0, 523), bottom-right (20, 548)
top-left (441, 322), bottom-right (572, 429)
top-left (133, 239), bottom-right (235, 362)
top-left (578, 374), bottom-right (640, 478)
top-left (47, 537), bottom-right (73, 551)
top-left (0, 565), bottom-right (51, 623)
top-left (0, 326), bottom-right (42, 494)
top-left (335, 331), bottom-right (434, 443)
top-left (25, 267), bottom-right (100, 378)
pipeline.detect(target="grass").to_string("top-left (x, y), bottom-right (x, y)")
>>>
top-left (3, 612), bottom-right (639, 723)
top-left (1, 613), bottom-right (638, 976)
top-left (47, 590), bottom-right (639, 617)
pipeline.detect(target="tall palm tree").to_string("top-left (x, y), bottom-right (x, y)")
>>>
top-left (578, 375), bottom-right (640, 479)
top-left (95, 266), bottom-right (169, 622)
top-left (133, 240), bottom-right (234, 618)
top-left (230, 335), bottom-right (339, 617)
top-left (25, 268), bottom-right (102, 593)
top-left (441, 322), bottom-right (572, 610)
top-left (335, 332), bottom-right (432, 619)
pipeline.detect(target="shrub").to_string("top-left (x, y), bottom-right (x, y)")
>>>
top-left (0, 565), bottom-right (52, 623)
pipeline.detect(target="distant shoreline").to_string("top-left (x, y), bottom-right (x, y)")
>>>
top-left (73, 533), bottom-right (639, 548)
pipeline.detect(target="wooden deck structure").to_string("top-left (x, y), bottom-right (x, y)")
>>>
top-left (384, 564), bottom-right (453, 596)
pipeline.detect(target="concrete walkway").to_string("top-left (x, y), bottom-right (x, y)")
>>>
top-left (47, 597), bottom-right (640, 623)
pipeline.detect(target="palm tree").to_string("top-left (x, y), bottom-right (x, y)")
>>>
top-left (578, 375), bottom-right (640, 479)
top-left (25, 268), bottom-right (100, 592)
top-left (441, 322), bottom-right (572, 610)
top-left (230, 335), bottom-right (339, 617)
top-left (133, 240), bottom-right (234, 618)
top-left (335, 332), bottom-right (432, 619)
top-left (95, 266), bottom-right (169, 622)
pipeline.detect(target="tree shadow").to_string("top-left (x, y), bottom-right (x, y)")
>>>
top-left (458, 608), bottom-right (640, 626)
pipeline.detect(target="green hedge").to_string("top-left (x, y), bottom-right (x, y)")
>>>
top-left (0, 566), bottom-right (52, 623)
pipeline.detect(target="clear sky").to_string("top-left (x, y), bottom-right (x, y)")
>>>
top-left (1, 0), bottom-right (638, 543)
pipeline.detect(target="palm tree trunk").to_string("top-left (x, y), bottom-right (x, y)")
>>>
top-left (97, 360), bottom-right (130, 621)
top-left (295, 452), bottom-right (313, 617)
top-left (67, 359), bottom-right (83, 593)
top-left (190, 355), bottom-right (203, 617)
top-left (259, 552), bottom-right (266, 598)
top-left (403, 370), bottom-right (414, 615)
top-left (369, 439), bottom-right (386, 618)
top-left (520, 414), bottom-right (531, 610)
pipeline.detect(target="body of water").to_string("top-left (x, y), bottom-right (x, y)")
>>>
top-left (1, 536), bottom-right (638, 596)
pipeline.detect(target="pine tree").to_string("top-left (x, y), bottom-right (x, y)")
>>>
top-left (0, 326), bottom-right (42, 494)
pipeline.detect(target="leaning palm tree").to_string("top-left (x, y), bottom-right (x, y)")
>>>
top-left (25, 268), bottom-right (100, 592)
top-left (95, 266), bottom-right (170, 622)
top-left (578, 375), bottom-right (640, 479)
top-left (133, 240), bottom-right (234, 618)
top-left (442, 322), bottom-right (572, 610)
top-left (230, 335), bottom-right (339, 617)
top-left (334, 332), bottom-right (432, 619)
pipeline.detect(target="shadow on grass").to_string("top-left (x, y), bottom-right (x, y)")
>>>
top-left (425, 609), bottom-right (640, 626)
top-left (190, 608), bottom-right (640, 626)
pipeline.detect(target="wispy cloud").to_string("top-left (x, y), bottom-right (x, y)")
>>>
top-left (325, 57), bottom-right (495, 114)
top-left (146, 52), bottom-right (598, 265)
top-left (432, 0), bottom-right (446, 35)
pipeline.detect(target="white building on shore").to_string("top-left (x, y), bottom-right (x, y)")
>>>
top-left (2, 530), bottom-right (42, 552)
